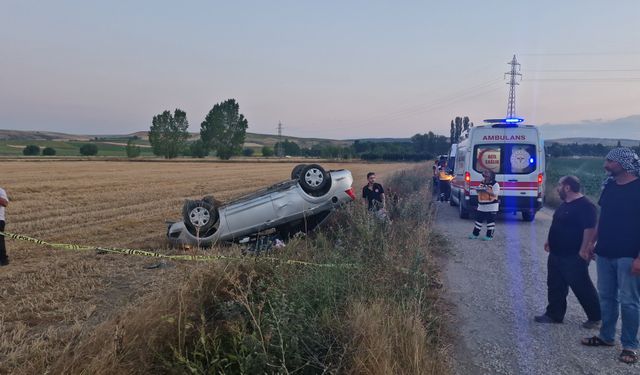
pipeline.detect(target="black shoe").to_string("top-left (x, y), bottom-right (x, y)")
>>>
top-left (534, 314), bottom-right (562, 324)
top-left (582, 320), bottom-right (601, 329)
top-left (0, 258), bottom-right (9, 266)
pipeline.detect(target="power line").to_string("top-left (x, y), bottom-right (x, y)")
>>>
top-left (524, 78), bottom-right (640, 82)
top-left (530, 68), bottom-right (640, 72)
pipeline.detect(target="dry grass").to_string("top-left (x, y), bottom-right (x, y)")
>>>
top-left (0, 160), bottom-right (412, 374)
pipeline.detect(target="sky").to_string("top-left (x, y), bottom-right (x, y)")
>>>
top-left (1, 0), bottom-right (639, 139)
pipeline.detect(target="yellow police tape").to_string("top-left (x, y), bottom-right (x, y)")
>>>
top-left (0, 231), bottom-right (356, 268)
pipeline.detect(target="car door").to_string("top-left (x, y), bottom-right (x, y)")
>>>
top-left (224, 193), bottom-right (277, 237)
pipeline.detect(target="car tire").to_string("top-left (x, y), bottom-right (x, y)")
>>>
top-left (522, 211), bottom-right (536, 222)
top-left (183, 199), bottom-right (219, 236)
top-left (291, 164), bottom-right (307, 180)
top-left (299, 164), bottom-right (329, 193)
top-left (458, 195), bottom-right (470, 219)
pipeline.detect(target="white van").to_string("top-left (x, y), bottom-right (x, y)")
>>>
top-left (449, 119), bottom-right (545, 221)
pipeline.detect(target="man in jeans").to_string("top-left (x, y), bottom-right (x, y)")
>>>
top-left (581, 148), bottom-right (640, 364)
top-left (534, 176), bottom-right (600, 327)
top-left (0, 186), bottom-right (9, 266)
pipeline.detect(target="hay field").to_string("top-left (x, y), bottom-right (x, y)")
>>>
top-left (0, 160), bottom-right (413, 373)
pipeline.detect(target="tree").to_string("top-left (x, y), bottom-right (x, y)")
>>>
top-left (149, 109), bottom-right (190, 159)
top-left (23, 145), bottom-right (40, 156)
top-left (617, 140), bottom-right (622, 147)
top-left (125, 138), bottom-right (141, 158)
top-left (242, 148), bottom-right (255, 156)
top-left (200, 99), bottom-right (249, 160)
top-left (42, 147), bottom-right (56, 156)
top-left (449, 120), bottom-right (455, 146)
top-left (189, 140), bottom-right (209, 158)
top-left (274, 139), bottom-right (301, 156)
top-left (79, 143), bottom-right (98, 156)
top-left (262, 146), bottom-right (274, 157)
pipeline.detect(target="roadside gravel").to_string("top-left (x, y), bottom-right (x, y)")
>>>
top-left (436, 203), bottom-right (639, 374)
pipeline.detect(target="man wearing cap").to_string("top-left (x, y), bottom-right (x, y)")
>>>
top-left (580, 148), bottom-right (640, 364)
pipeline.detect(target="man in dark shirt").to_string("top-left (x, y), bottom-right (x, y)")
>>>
top-left (534, 176), bottom-right (600, 327)
top-left (362, 172), bottom-right (385, 211)
top-left (580, 148), bottom-right (640, 364)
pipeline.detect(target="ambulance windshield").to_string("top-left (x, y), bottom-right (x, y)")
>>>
top-left (473, 144), bottom-right (536, 174)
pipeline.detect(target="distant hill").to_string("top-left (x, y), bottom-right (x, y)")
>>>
top-left (539, 115), bottom-right (640, 140)
top-left (0, 129), bottom-right (92, 141)
top-left (0, 129), bottom-right (352, 148)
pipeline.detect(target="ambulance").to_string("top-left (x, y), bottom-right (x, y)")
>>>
top-left (449, 118), bottom-right (545, 221)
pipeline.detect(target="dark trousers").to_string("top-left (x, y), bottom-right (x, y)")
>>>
top-left (545, 253), bottom-right (601, 322)
top-left (438, 180), bottom-right (451, 201)
top-left (472, 211), bottom-right (496, 237)
top-left (0, 220), bottom-right (6, 262)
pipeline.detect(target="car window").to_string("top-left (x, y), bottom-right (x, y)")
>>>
top-left (473, 144), bottom-right (536, 174)
top-left (474, 145), bottom-right (501, 174)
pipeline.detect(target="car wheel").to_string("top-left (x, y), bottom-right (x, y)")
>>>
top-left (182, 199), bottom-right (219, 236)
top-left (458, 195), bottom-right (470, 219)
top-left (291, 164), bottom-right (307, 180)
top-left (299, 164), bottom-right (329, 192)
top-left (522, 211), bottom-right (536, 222)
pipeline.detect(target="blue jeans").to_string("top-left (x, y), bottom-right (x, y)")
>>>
top-left (597, 256), bottom-right (640, 349)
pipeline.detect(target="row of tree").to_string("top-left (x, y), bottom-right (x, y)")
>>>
top-left (545, 141), bottom-right (640, 158)
top-left (22, 144), bottom-right (98, 156)
top-left (148, 99), bottom-right (248, 159)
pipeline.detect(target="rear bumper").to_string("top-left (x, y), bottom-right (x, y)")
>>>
top-left (464, 196), bottom-right (543, 212)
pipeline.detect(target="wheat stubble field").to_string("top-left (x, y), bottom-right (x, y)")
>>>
top-left (0, 160), bottom-right (412, 373)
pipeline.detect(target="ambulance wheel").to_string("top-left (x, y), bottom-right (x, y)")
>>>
top-left (522, 211), bottom-right (536, 222)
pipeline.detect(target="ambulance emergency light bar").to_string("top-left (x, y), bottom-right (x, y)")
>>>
top-left (483, 117), bottom-right (524, 127)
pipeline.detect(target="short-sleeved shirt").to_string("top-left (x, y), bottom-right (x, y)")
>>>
top-left (362, 183), bottom-right (384, 210)
top-left (548, 196), bottom-right (597, 257)
top-left (595, 178), bottom-right (640, 258)
top-left (0, 188), bottom-right (7, 221)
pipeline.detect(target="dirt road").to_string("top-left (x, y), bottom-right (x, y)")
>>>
top-left (436, 202), bottom-right (639, 374)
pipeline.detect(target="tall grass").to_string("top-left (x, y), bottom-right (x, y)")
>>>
top-left (45, 166), bottom-right (447, 374)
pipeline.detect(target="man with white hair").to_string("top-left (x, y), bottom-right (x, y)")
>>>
top-left (580, 147), bottom-right (640, 364)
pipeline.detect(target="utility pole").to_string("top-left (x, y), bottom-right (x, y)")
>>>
top-left (276, 121), bottom-right (284, 157)
top-left (505, 55), bottom-right (522, 119)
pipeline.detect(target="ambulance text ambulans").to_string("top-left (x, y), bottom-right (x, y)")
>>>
top-left (449, 118), bottom-right (545, 221)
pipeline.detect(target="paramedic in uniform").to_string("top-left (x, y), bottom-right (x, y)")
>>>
top-left (468, 170), bottom-right (499, 240)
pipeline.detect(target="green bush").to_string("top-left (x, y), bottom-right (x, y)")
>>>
top-left (261, 146), bottom-right (274, 157)
top-left (79, 143), bottom-right (98, 156)
top-left (23, 144), bottom-right (40, 156)
top-left (42, 147), bottom-right (56, 156)
top-left (242, 148), bottom-right (254, 157)
top-left (125, 139), bottom-right (141, 158)
top-left (188, 140), bottom-right (209, 158)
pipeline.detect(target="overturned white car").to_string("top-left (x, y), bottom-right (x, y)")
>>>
top-left (167, 164), bottom-right (355, 246)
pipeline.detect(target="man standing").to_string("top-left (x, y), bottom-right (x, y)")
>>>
top-left (581, 148), bottom-right (640, 365)
top-left (534, 176), bottom-right (600, 327)
top-left (438, 161), bottom-right (454, 202)
top-left (0, 186), bottom-right (9, 266)
top-left (362, 172), bottom-right (385, 211)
